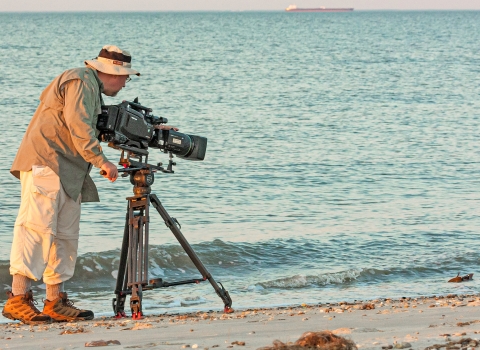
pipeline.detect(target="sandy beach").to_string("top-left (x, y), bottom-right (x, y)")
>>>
top-left (1, 294), bottom-right (480, 349)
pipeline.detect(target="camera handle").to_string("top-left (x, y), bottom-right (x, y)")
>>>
top-left (110, 167), bottom-right (234, 319)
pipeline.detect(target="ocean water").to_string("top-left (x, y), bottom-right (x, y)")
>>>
top-left (0, 11), bottom-right (479, 317)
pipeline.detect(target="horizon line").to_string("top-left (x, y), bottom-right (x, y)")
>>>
top-left (1, 9), bottom-right (480, 13)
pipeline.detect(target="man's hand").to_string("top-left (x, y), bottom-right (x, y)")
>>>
top-left (154, 124), bottom-right (179, 131)
top-left (100, 162), bottom-right (118, 182)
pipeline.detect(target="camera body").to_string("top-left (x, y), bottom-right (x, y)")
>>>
top-left (96, 100), bottom-right (207, 161)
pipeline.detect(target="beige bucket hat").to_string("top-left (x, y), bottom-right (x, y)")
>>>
top-left (85, 45), bottom-right (140, 76)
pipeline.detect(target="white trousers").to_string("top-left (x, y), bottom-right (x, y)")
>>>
top-left (10, 166), bottom-right (81, 284)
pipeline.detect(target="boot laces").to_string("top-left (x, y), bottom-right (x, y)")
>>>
top-left (62, 297), bottom-right (80, 311)
top-left (24, 291), bottom-right (41, 313)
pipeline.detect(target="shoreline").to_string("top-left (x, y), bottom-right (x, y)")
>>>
top-left (2, 294), bottom-right (480, 349)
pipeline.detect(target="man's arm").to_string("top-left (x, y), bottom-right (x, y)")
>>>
top-left (62, 79), bottom-right (118, 182)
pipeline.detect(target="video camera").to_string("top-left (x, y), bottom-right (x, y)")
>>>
top-left (96, 99), bottom-right (207, 161)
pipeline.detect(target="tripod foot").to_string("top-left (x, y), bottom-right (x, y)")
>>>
top-left (132, 311), bottom-right (144, 320)
top-left (115, 311), bottom-right (127, 319)
top-left (224, 306), bottom-right (234, 314)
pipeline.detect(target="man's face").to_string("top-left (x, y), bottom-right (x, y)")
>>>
top-left (103, 75), bottom-right (129, 97)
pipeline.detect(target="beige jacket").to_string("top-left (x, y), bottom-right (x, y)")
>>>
top-left (11, 67), bottom-right (109, 203)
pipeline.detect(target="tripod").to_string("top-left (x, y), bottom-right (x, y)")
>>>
top-left (109, 148), bottom-right (233, 319)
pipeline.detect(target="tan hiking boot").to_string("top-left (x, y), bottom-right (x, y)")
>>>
top-left (43, 292), bottom-right (94, 322)
top-left (2, 290), bottom-right (52, 324)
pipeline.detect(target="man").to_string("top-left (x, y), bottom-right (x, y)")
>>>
top-left (2, 45), bottom-right (138, 324)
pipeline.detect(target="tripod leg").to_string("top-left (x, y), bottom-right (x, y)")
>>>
top-left (149, 194), bottom-right (233, 313)
top-left (132, 215), bottom-right (145, 320)
top-left (144, 196), bottom-right (150, 283)
top-left (113, 211), bottom-right (129, 318)
top-left (130, 284), bottom-right (143, 320)
top-left (127, 198), bottom-right (149, 319)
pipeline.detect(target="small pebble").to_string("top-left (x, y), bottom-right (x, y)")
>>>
top-left (231, 341), bottom-right (246, 346)
top-left (85, 340), bottom-right (121, 347)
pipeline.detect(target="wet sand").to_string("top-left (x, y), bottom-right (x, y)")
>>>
top-left (1, 294), bottom-right (480, 349)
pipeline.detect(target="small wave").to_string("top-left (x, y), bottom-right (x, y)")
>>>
top-left (181, 296), bottom-right (207, 306)
top-left (259, 269), bottom-right (363, 289)
top-left (0, 238), bottom-right (353, 286)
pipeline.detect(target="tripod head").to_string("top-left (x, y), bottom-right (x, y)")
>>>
top-left (100, 143), bottom-right (177, 195)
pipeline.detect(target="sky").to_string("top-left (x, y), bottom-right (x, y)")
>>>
top-left (0, 0), bottom-right (479, 12)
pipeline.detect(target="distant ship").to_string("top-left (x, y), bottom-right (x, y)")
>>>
top-left (285, 4), bottom-right (354, 12)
